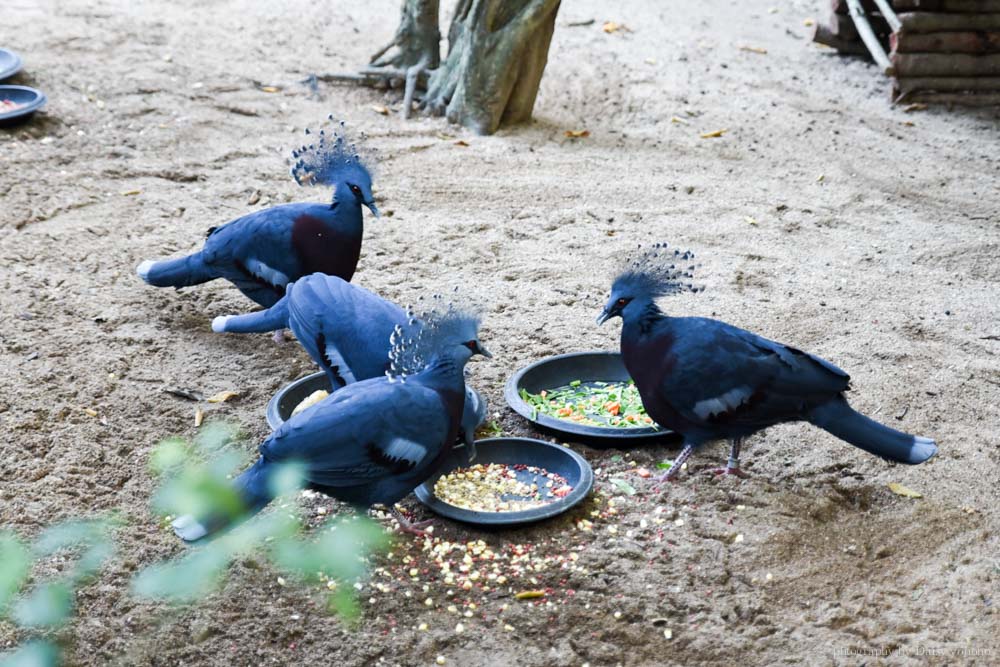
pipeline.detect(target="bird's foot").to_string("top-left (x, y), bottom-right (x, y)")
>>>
top-left (710, 466), bottom-right (750, 480)
top-left (272, 329), bottom-right (288, 345)
top-left (392, 508), bottom-right (433, 537)
top-left (654, 468), bottom-right (680, 483)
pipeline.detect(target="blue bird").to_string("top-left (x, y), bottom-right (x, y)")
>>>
top-left (171, 305), bottom-right (491, 541)
top-left (596, 243), bottom-right (937, 480)
top-left (136, 121), bottom-right (378, 309)
top-left (211, 273), bottom-right (487, 457)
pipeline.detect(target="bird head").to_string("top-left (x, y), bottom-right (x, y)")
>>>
top-left (334, 166), bottom-right (379, 218)
top-left (596, 242), bottom-right (702, 326)
top-left (387, 296), bottom-right (491, 381)
top-left (290, 117), bottom-right (379, 218)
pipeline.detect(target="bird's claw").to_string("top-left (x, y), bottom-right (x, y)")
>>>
top-left (272, 329), bottom-right (288, 345)
top-left (392, 509), bottom-right (433, 537)
top-left (709, 466), bottom-right (750, 480)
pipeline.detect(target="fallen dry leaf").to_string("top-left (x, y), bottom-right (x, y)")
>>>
top-left (745, 216), bottom-right (759, 226)
top-left (740, 45), bottom-right (768, 55)
top-left (371, 105), bottom-right (389, 115)
top-left (206, 390), bottom-right (240, 403)
top-left (888, 482), bottom-right (923, 499)
top-left (83, 407), bottom-right (98, 417)
top-left (670, 116), bottom-right (688, 124)
top-left (194, 407), bottom-right (204, 427)
top-left (816, 173), bottom-right (825, 182)
top-left (121, 189), bottom-right (141, 196)
top-left (602, 21), bottom-right (622, 33)
top-left (564, 129), bottom-right (590, 138)
top-left (804, 18), bottom-right (815, 27)
top-left (700, 128), bottom-right (727, 138)
top-left (514, 590), bottom-right (546, 600)
top-left (259, 86), bottom-right (280, 93)
top-left (454, 140), bottom-right (469, 147)
top-left (904, 103), bottom-right (927, 113)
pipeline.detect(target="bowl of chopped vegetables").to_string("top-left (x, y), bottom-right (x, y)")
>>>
top-left (414, 437), bottom-right (593, 526)
top-left (504, 350), bottom-right (673, 445)
top-left (0, 85), bottom-right (46, 125)
top-left (0, 49), bottom-right (23, 81)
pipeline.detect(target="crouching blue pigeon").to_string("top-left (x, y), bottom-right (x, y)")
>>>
top-left (171, 304), bottom-right (491, 541)
top-left (136, 120), bottom-right (378, 309)
top-left (211, 273), bottom-right (487, 457)
top-left (596, 243), bottom-right (937, 480)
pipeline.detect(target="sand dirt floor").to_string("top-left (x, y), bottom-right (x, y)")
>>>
top-left (2, 0), bottom-right (999, 665)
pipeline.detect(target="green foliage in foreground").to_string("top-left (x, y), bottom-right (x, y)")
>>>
top-left (0, 422), bottom-right (390, 666)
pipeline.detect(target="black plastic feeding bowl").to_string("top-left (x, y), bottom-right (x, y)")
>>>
top-left (0, 85), bottom-right (46, 126)
top-left (0, 49), bottom-right (23, 81)
top-left (414, 437), bottom-right (593, 527)
top-left (266, 371), bottom-right (487, 432)
top-left (505, 350), bottom-right (672, 446)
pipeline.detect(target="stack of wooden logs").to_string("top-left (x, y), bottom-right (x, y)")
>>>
top-left (813, 0), bottom-right (1000, 106)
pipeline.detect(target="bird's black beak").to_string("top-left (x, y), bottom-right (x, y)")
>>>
top-left (595, 308), bottom-right (612, 326)
top-left (474, 341), bottom-right (493, 358)
top-left (365, 200), bottom-right (380, 218)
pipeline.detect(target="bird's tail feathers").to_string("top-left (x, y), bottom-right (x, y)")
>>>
top-left (171, 458), bottom-right (276, 542)
top-left (214, 297), bottom-right (290, 334)
top-left (808, 397), bottom-right (937, 465)
top-left (137, 253), bottom-right (216, 288)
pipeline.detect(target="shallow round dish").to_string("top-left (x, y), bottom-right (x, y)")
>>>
top-left (0, 85), bottom-right (46, 125)
top-left (266, 371), bottom-right (487, 433)
top-left (414, 437), bottom-right (593, 527)
top-left (0, 49), bottom-right (23, 81)
top-left (505, 350), bottom-right (672, 446)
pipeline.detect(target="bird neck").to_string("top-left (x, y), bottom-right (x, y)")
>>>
top-left (414, 355), bottom-right (466, 390)
top-left (622, 298), bottom-right (666, 339)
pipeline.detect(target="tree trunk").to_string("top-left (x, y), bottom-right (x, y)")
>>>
top-left (423, 0), bottom-right (561, 135)
top-left (370, 0), bottom-right (441, 70)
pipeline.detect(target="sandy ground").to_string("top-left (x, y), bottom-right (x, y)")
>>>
top-left (2, 0), bottom-right (1000, 665)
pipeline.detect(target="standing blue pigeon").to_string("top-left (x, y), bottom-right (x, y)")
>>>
top-left (171, 304), bottom-right (491, 541)
top-left (135, 120), bottom-right (378, 309)
top-left (596, 243), bottom-right (937, 480)
top-left (211, 273), bottom-right (487, 456)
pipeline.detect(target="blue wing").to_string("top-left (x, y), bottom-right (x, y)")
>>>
top-left (260, 377), bottom-right (450, 488)
top-left (654, 317), bottom-right (850, 430)
top-left (200, 203), bottom-right (328, 301)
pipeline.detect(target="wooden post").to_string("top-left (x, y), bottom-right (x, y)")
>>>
top-left (847, 0), bottom-right (893, 74)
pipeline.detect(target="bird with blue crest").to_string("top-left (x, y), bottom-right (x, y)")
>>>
top-left (596, 243), bottom-right (938, 480)
top-left (171, 298), bottom-right (491, 542)
top-left (135, 118), bottom-right (379, 311)
top-left (210, 273), bottom-right (487, 459)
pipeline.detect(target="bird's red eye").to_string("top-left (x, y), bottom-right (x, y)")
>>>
top-left (617, 298), bottom-right (628, 306)
top-left (350, 184), bottom-right (361, 195)
top-left (464, 340), bottom-right (477, 350)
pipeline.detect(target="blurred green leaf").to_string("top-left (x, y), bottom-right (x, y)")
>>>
top-left (149, 438), bottom-right (190, 475)
top-left (132, 546), bottom-right (230, 603)
top-left (0, 640), bottom-right (59, 667)
top-left (193, 422), bottom-right (238, 456)
top-left (327, 586), bottom-right (360, 621)
top-left (75, 539), bottom-right (116, 581)
top-left (12, 583), bottom-right (72, 628)
top-left (656, 460), bottom-right (673, 470)
top-left (0, 532), bottom-right (29, 614)
top-left (267, 462), bottom-right (305, 498)
top-left (609, 478), bottom-right (637, 495)
top-left (151, 465), bottom-right (245, 522)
